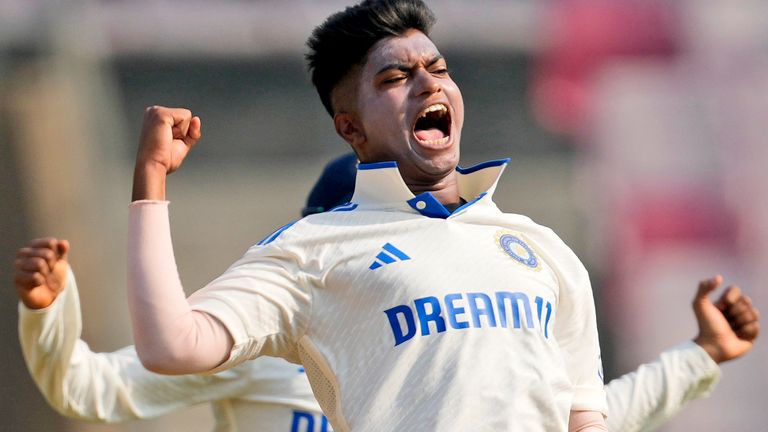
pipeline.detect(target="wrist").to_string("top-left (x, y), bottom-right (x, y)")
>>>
top-left (693, 336), bottom-right (725, 363)
top-left (132, 161), bottom-right (168, 201)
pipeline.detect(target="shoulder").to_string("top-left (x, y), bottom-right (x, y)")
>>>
top-left (497, 212), bottom-right (590, 290)
top-left (496, 212), bottom-right (573, 254)
top-left (253, 204), bottom-right (373, 247)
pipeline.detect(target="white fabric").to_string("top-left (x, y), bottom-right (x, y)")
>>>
top-left (603, 341), bottom-right (720, 432)
top-left (163, 159), bottom-right (606, 432)
top-left (125, 160), bottom-right (720, 431)
top-left (18, 269), bottom-right (330, 432)
top-left (16, 185), bottom-right (720, 432)
top-left (15, 271), bottom-right (721, 432)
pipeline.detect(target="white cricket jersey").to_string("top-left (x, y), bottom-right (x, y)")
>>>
top-left (18, 269), bottom-right (331, 432)
top-left (16, 271), bottom-right (722, 432)
top-left (189, 159), bottom-right (608, 432)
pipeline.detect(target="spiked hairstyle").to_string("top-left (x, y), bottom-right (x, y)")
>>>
top-left (306, 0), bottom-right (436, 117)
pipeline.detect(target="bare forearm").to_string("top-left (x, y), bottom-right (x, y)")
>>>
top-left (132, 161), bottom-right (167, 201)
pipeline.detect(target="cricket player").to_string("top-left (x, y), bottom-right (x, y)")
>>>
top-left (120, 1), bottom-right (755, 430)
top-left (14, 156), bottom-right (759, 432)
top-left (16, 250), bottom-right (327, 432)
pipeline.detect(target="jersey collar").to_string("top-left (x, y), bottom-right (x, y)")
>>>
top-left (351, 158), bottom-right (510, 218)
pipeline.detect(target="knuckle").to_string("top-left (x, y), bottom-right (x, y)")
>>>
top-left (31, 257), bottom-right (46, 271)
top-left (30, 237), bottom-right (50, 246)
top-left (144, 106), bottom-right (166, 121)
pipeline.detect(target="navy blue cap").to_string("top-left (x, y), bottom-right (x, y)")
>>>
top-left (302, 152), bottom-right (358, 216)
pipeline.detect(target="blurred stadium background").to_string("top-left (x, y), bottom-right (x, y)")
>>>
top-left (0, 0), bottom-right (765, 430)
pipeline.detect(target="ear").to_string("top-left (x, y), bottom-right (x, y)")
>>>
top-left (334, 111), bottom-right (366, 153)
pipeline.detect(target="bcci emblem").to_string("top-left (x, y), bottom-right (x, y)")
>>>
top-left (496, 230), bottom-right (540, 270)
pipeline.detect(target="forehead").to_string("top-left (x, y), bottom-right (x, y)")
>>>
top-left (363, 29), bottom-right (442, 73)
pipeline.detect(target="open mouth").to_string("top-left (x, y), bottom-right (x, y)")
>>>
top-left (413, 103), bottom-right (451, 147)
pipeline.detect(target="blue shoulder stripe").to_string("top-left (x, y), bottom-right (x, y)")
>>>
top-left (330, 203), bottom-right (358, 212)
top-left (257, 220), bottom-right (298, 246)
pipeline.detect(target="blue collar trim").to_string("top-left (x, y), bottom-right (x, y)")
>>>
top-left (358, 161), bottom-right (398, 170)
top-left (453, 192), bottom-right (487, 215)
top-left (351, 157), bottom-right (508, 218)
top-left (358, 158), bottom-right (511, 174)
top-left (455, 158), bottom-right (511, 175)
top-left (407, 193), bottom-right (452, 218)
top-left (406, 191), bottom-right (488, 219)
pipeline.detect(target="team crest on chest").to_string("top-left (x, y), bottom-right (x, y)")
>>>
top-left (495, 230), bottom-right (540, 271)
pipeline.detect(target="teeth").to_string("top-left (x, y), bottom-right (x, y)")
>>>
top-left (421, 136), bottom-right (450, 146)
top-left (419, 103), bottom-right (448, 118)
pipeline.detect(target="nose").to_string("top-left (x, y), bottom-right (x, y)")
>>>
top-left (413, 69), bottom-right (441, 97)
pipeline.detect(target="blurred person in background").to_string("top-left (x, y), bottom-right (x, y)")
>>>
top-left (15, 251), bottom-right (329, 432)
top-left (14, 153), bottom-right (759, 432)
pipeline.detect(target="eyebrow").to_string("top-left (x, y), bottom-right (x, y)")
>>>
top-left (375, 54), bottom-right (445, 76)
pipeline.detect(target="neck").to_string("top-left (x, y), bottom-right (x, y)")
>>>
top-left (405, 171), bottom-right (460, 204)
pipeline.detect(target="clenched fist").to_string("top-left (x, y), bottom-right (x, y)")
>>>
top-left (693, 275), bottom-right (760, 363)
top-left (133, 106), bottom-right (202, 201)
top-left (13, 238), bottom-right (70, 309)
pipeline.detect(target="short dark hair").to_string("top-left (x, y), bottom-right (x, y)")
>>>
top-left (306, 0), bottom-right (436, 117)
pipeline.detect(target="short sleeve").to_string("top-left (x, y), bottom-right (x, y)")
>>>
top-left (189, 241), bottom-right (312, 370)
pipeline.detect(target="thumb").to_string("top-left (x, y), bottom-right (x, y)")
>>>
top-left (49, 239), bottom-right (71, 292)
top-left (55, 239), bottom-right (70, 261)
top-left (190, 116), bottom-right (202, 140)
top-left (693, 275), bottom-right (722, 314)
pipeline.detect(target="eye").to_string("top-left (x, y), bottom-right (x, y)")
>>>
top-left (430, 66), bottom-right (450, 77)
top-left (383, 74), bottom-right (407, 84)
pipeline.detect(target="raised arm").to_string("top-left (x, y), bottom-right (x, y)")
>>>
top-left (14, 239), bottom-right (254, 421)
top-left (605, 276), bottom-right (759, 432)
top-left (128, 106), bottom-right (233, 373)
